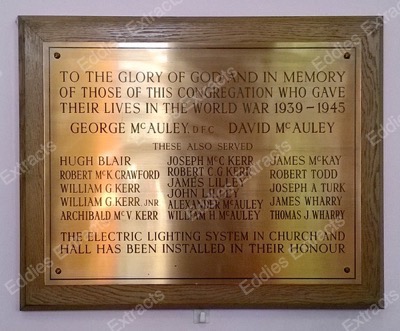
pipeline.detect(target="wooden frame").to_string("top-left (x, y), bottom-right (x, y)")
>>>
top-left (19, 16), bottom-right (383, 310)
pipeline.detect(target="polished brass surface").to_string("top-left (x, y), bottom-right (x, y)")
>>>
top-left (44, 43), bottom-right (361, 285)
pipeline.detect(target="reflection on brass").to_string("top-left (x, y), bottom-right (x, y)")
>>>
top-left (44, 43), bottom-right (361, 285)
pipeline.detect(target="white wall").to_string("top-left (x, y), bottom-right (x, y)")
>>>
top-left (1, 0), bottom-right (399, 330)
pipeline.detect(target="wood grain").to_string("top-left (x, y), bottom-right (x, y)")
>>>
top-left (19, 16), bottom-right (383, 310)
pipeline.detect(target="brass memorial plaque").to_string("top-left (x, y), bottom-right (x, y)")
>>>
top-left (44, 43), bottom-right (361, 285)
top-left (20, 16), bottom-right (383, 310)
